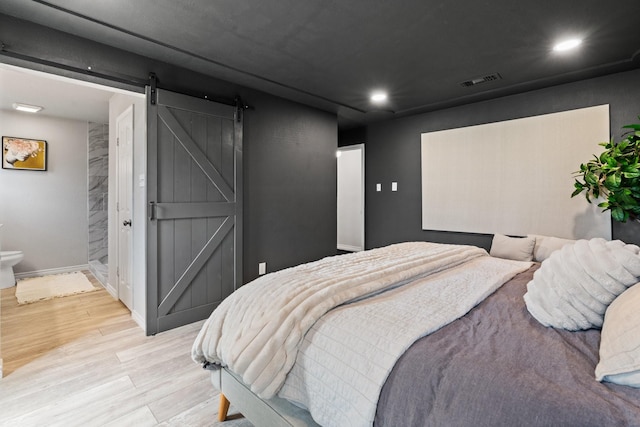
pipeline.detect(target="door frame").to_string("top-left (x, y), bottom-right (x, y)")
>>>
top-left (0, 60), bottom-right (147, 329)
top-left (115, 105), bottom-right (134, 310)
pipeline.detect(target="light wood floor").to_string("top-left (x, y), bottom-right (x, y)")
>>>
top-left (0, 272), bottom-right (252, 426)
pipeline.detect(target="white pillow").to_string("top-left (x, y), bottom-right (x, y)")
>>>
top-left (524, 239), bottom-right (640, 331)
top-left (595, 283), bottom-right (640, 387)
top-left (528, 234), bottom-right (576, 262)
top-left (489, 234), bottom-right (535, 262)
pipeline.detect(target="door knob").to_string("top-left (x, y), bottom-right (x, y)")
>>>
top-left (123, 219), bottom-right (132, 227)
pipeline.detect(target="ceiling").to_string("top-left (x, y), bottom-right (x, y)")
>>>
top-left (1, 0), bottom-right (639, 129)
top-left (0, 63), bottom-right (118, 123)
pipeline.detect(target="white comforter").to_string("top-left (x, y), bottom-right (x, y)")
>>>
top-left (278, 255), bottom-right (531, 427)
top-left (192, 242), bottom-right (487, 398)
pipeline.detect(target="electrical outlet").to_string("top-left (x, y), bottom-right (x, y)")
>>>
top-left (259, 262), bottom-right (266, 275)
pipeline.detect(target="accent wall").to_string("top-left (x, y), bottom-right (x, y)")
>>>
top-left (358, 68), bottom-right (640, 249)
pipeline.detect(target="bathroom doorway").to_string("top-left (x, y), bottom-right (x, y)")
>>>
top-left (0, 62), bottom-right (145, 323)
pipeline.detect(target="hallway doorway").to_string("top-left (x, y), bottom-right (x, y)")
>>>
top-left (337, 144), bottom-right (365, 252)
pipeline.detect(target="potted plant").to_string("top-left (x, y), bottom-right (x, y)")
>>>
top-left (572, 117), bottom-right (640, 222)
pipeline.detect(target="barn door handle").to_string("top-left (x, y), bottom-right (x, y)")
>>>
top-left (148, 201), bottom-right (157, 221)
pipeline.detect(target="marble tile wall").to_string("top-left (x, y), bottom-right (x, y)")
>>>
top-left (88, 122), bottom-right (109, 265)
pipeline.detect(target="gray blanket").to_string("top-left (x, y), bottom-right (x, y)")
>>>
top-left (375, 265), bottom-right (640, 427)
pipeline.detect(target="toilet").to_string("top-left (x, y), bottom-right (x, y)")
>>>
top-left (0, 251), bottom-right (24, 289)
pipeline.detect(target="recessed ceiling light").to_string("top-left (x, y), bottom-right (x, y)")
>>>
top-left (13, 102), bottom-right (43, 113)
top-left (370, 91), bottom-right (388, 103)
top-left (553, 38), bottom-right (582, 52)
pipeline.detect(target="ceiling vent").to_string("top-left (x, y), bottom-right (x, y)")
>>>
top-left (460, 73), bottom-right (502, 87)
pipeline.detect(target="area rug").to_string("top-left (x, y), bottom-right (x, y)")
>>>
top-left (15, 271), bottom-right (98, 305)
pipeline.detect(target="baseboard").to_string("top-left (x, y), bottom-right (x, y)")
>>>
top-left (337, 244), bottom-right (362, 252)
top-left (88, 261), bottom-right (109, 288)
top-left (14, 264), bottom-right (91, 280)
top-left (131, 310), bottom-right (146, 333)
top-left (104, 282), bottom-right (118, 299)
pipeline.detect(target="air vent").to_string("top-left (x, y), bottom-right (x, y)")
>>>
top-left (460, 73), bottom-right (502, 87)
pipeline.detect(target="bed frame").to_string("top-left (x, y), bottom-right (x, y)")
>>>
top-left (212, 367), bottom-right (319, 426)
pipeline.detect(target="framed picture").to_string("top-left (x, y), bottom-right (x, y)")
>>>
top-left (2, 136), bottom-right (47, 171)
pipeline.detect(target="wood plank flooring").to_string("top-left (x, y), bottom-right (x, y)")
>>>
top-left (0, 272), bottom-right (253, 426)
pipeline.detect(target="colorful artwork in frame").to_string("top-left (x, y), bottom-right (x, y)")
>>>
top-left (2, 136), bottom-right (47, 171)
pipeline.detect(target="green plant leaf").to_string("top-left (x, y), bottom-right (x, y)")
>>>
top-left (600, 152), bottom-right (610, 163)
top-left (605, 157), bottom-right (618, 168)
top-left (620, 192), bottom-right (638, 205)
top-left (611, 207), bottom-right (627, 222)
top-left (605, 172), bottom-right (622, 188)
top-left (585, 192), bottom-right (592, 203)
top-left (585, 171), bottom-right (598, 185)
top-left (575, 119), bottom-right (640, 222)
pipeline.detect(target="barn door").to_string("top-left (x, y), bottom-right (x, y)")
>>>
top-left (146, 87), bottom-right (242, 335)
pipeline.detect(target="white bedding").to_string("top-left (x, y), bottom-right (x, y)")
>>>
top-left (278, 256), bottom-right (531, 427)
top-left (192, 242), bottom-right (487, 398)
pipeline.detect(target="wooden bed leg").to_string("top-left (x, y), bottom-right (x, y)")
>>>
top-left (218, 393), bottom-right (230, 422)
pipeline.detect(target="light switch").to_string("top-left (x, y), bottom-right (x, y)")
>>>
top-left (139, 174), bottom-right (146, 188)
top-left (259, 262), bottom-right (266, 275)
top-left (376, 183), bottom-right (382, 192)
top-left (392, 182), bottom-right (398, 191)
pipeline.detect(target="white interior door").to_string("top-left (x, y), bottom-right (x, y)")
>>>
top-left (337, 144), bottom-right (364, 251)
top-left (117, 105), bottom-right (134, 310)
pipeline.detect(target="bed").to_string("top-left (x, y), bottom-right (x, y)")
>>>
top-left (192, 239), bottom-right (640, 426)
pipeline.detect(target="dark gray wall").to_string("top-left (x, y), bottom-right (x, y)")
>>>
top-left (0, 13), bottom-right (338, 284)
top-left (354, 68), bottom-right (640, 250)
top-left (242, 90), bottom-right (337, 281)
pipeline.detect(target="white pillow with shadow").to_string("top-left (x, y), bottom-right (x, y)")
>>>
top-left (528, 234), bottom-right (576, 262)
top-left (489, 234), bottom-right (535, 262)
